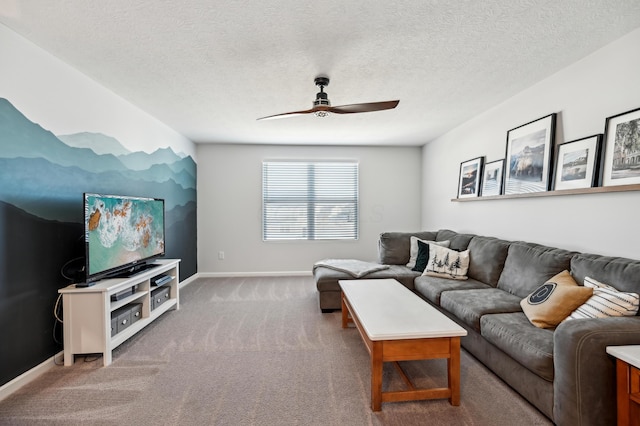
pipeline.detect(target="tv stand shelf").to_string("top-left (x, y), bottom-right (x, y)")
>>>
top-left (110, 290), bottom-right (148, 311)
top-left (59, 259), bottom-right (180, 366)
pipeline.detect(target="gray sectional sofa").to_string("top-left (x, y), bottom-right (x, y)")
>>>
top-left (313, 229), bottom-right (640, 425)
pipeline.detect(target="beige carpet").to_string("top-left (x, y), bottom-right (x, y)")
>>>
top-left (0, 276), bottom-right (552, 425)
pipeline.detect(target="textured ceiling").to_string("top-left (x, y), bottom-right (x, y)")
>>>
top-left (1, 1), bottom-right (640, 146)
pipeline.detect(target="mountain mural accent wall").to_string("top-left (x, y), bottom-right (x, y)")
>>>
top-left (0, 97), bottom-right (197, 387)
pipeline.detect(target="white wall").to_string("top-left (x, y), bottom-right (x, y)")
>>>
top-left (198, 144), bottom-right (422, 274)
top-left (0, 23), bottom-right (195, 158)
top-left (422, 27), bottom-right (640, 259)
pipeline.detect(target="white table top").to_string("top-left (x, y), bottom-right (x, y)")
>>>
top-left (339, 278), bottom-right (467, 341)
top-left (607, 345), bottom-right (640, 369)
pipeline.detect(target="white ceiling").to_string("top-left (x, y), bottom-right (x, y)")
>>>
top-left (1, 1), bottom-right (640, 146)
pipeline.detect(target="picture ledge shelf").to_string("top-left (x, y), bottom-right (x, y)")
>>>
top-left (451, 183), bottom-right (640, 202)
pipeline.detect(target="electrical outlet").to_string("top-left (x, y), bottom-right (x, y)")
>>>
top-left (218, 251), bottom-right (225, 260)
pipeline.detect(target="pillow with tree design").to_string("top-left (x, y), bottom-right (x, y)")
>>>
top-left (422, 243), bottom-right (470, 280)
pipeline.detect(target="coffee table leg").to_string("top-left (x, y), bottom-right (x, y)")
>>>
top-left (371, 341), bottom-right (383, 411)
top-left (448, 337), bottom-right (461, 406)
top-left (341, 292), bottom-right (348, 328)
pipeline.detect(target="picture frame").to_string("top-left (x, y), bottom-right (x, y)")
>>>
top-left (552, 134), bottom-right (602, 190)
top-left (600, 107), bottom-right (640, 187)
top-left (503, 113), bottom-right (556, 195)
top-left (480, 159), bottom-right (504, 196)
top-left (457, 156), bottom-right (484, 198)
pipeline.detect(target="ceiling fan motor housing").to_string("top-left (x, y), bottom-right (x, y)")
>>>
top-left (313, 91), bottom-right (330, 107)
top-left (313, 76), bottom-right (331, 108)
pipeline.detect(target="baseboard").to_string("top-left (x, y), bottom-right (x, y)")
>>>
top-left (0, 351), bottom-right (63, 401)
top-left (198, 271), bottom-right (311, 278)
top-left (178, 272), bottom-right (201, 289)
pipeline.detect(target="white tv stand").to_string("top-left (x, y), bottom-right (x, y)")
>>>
top-left (58, 259), bottom-right (180, 366)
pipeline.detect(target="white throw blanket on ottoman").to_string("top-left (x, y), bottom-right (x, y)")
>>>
top-left (314, 259), bottom-right (390, 278)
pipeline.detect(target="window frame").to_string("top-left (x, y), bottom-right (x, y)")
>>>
top-left (262, 160), bottom-right (359, 241)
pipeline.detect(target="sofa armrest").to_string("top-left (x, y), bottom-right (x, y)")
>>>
top-left (553, 316), bottom-right (640, 426)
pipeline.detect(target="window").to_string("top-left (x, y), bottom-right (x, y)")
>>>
top-left (262, 161), bottom-right (358, 241)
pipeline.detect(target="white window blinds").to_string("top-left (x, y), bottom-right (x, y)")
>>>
top-left (262, 161), bottom-right (359, 241)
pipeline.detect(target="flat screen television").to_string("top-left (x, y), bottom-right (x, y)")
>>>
top-left (83, 193), bottom-right (165, 283)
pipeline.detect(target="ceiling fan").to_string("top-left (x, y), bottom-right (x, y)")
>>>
top-left (256, 76), bottom-right (399, 120)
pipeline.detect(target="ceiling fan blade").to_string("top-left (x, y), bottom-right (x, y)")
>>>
top-left (328, 100), bottom-right (399, 114)
top-left (256, 108), bottom-right (317, 121)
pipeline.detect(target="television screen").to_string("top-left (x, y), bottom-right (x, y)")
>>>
top-left (84, 193), bottom-right (165, 282)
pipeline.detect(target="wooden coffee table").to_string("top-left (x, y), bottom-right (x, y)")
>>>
top-left (339, 278), bottom-right (467, 411)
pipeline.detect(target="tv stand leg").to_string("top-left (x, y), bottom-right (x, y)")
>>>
top-left (63, 350), bottom-right (73, 366)
top-left (103, 350), bottom-right (112, 366)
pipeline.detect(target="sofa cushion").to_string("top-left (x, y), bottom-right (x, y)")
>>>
top-left (466, 236), bottom-right (511, 287)
top-left (565, 276), bottom-right (639, 320)
top-left (520, 270), bottom-right (593, 329)
top-left (423, 245), bottom-right (470, 280)
top-left (439, 289), bottom-right (523, 331)
top-left (570, 253), bottom-right (640, 299)
top-left (480, 312), bottom-right (555, 382)
top-left (414, 275), bottom-right (490, 305)
top-left (378, 231), bottom-right (438, 265)
top-left (435, 229), bottom-right (475, 251)
top-left (497, 242), bottom-right (576, 298)
top-left (314, 265), bottom-right (420, 292)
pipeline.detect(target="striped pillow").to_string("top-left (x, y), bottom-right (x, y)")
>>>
top-left (566, 276), bottom-right (640, 320)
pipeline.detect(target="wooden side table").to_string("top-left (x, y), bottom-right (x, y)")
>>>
top-left (607, 346), bottom-right (640, 426)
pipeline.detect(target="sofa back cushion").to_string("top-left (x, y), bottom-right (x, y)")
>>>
top-left (435, 229), bottom-right (475, 251)
top-left (378, 231), bottom-right (438, 265)
top-left (571, 254), bottom-right (640, 309)
top-left (466, 236), bottom-right (511, 287)
top-left (497, 242), bottom-right (576, 298)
